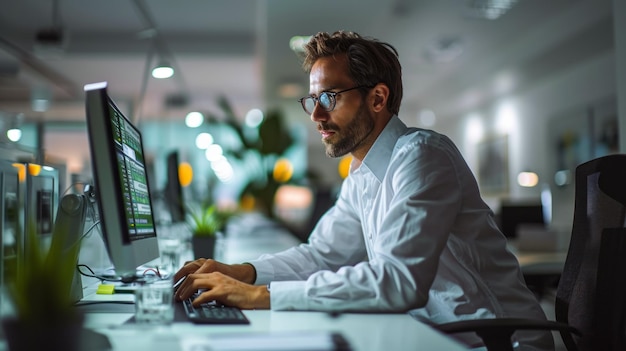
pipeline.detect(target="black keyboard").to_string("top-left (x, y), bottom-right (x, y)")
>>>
top-left (182, 293), bottom-right (250, 325)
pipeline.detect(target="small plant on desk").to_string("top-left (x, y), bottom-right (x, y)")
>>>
top-left (2, 220), bottom-right (84, 351)
top-left (188, 204), bottom-right (234, 259)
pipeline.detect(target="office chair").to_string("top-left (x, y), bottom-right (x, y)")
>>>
top-left (434, 154), bottom-right (626, 351)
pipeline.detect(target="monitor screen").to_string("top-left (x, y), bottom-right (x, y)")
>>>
top-left (498, 201), bottom-right (545, 239)
top-left (84, 81), bottom-right (160, 281)
top-left (164, 151), bottom-right (185, 223)
top-left (22, 164), bottom-right (59, 236)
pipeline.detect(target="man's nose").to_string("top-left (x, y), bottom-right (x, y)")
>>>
top-left (310, 102), bottom-right (329, 123)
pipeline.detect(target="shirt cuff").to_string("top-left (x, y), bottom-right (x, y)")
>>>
top-left (270, 281), bottom-right (308, 311)
top-left (246, 259), bottom-right (274, 285)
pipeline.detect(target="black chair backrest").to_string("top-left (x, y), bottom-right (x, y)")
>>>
top-left (556, 154), bottom-right (626, 351)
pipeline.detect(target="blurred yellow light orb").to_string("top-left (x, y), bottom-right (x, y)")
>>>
top-left (28, 163), bottom-right (42, 176)
top-left (178, 162), bottom-right (193, 187)
top-left (273, 158), bottom-right (293, 183)
top-left (338, 156), bottom-right (352, 179)
top-left (240, 194), bottom-right (256, 211)
top-left (12, 163), bottom-right (26, 182)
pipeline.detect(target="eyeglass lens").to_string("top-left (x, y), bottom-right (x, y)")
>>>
top-left (302, 92), bottom-right (334, 115)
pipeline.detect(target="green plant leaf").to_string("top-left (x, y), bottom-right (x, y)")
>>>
top-left (7, 218), bottom-right (81, 323)
top-left (187, 204), bottom-right (234, 236)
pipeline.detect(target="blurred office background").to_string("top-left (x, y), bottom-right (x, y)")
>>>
top-left (0, 0), bottom-right (624, 243)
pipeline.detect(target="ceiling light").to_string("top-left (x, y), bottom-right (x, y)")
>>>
top-left (7, 128), bottom-right (22, 142)
top-left (289, 36), bottom-right (311, 53)
top-left (195, 132), bottom-right (214, 149)
top-left (33, 27), bottom-right (67, 57)
top-left (185, 111), bottom-right (204, 128)
top-left (465, 0), bottom-right (518, 20)
top-left (245, 109), bottom-right (264, 128)
top-left (205, 144), bottom-right (224, 162)
top-left (31, 86), bottom-right (51, 112)
top-left (152, 61), bottom-right (174, 79)
top-left (33, 0), bottom-right (67, 57)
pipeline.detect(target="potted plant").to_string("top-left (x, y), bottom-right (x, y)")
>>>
top-left (2, 220), bottom-right (84, 351)
top-left (187, 204), bottom-right (233, 259)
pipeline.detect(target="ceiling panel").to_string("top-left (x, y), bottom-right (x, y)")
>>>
top-left (0, 0), bottom-right (615, 128)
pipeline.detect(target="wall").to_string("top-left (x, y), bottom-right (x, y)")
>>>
top-left (434, 49), bottom-right (615, 234)
top-left (2, 1), bottom-right (619, 235)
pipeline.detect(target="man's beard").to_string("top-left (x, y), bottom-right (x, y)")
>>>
top-left (321, 103), bottom-right (374, 158)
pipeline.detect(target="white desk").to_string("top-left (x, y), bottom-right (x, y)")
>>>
top-left (78, 213), bottom-right (467, 351)
top-left (508, 242), bottom-right (567, 299)
top-left (507, 240), bottom-right (567, 276)
top-left (83, 309), bottom-right (467, 351)
top-left (507, 226), bottom-right (568, 276)
top-left (515, 251), bottom-right (567, 276)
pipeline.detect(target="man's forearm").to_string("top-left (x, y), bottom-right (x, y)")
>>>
top-left (235, 262), bottom-right (257, 284)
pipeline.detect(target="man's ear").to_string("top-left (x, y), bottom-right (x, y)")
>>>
top-left (370, 83), bottom-right (389, 113)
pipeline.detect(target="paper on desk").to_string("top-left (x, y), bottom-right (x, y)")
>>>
top-left (181, 331), bottom-right (348, 351)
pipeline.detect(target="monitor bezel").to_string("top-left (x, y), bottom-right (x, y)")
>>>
top-left (84, 81), bottom-right (160, 281)
top-left (164, 150), bottom-right (186, 223)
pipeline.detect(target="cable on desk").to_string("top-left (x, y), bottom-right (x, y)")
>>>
top-left (140, 266), bottom-right (163, 279)
top-left (78, 263), bottom-right (165, 285)
top-left (74, 300), bottom-right (135, 307)
top-left (77, 264), bottom-right (123, 283)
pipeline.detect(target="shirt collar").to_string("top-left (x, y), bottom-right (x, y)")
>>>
top-left (352, 115), bottom-right (408, 182)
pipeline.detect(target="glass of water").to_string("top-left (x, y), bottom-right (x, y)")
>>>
top-left (158, 237), bottom-right (182, 277)
top-left (134, 277), bottom-right (174, 325)
top-left (157, 223), bottom-right (186, 277)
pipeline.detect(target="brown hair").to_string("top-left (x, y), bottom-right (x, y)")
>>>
top-left (301, 31), bottom-right (403, 115)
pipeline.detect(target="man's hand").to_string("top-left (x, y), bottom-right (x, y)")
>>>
top-left (173, 258), bottom-right (268, 309)
top-left (176, 271), bottom-right (270, 310)
top-left (174, 258), bottom-right (256, 284)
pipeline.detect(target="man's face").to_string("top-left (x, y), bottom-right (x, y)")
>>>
top-left (309, 55), bottom-right (375, 159)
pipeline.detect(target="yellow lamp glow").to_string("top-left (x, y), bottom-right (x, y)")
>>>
top-left (12, 163), bottom-right (26, 182)
top-left (27, 163), bottom-right (42, 176)
top-left (178, 162), bottom-right (193, 187)
top-left (273, 158), bottom-right (294, 183)
top-left (517, 171), bottom-right (539, 187)
top-left (274, 185), bottom-right (313, 209)
top-left (338, 156), bottom-right (352, 179)
top-left (240, 193), bottom-right (256, 211)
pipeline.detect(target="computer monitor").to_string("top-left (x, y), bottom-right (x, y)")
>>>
top-left (84, 81), bottom-right (160, 282)
top-left (0, 160), bottom-right (20, 304)
top-left (24, 164), bottom-right (59, 236)
top-left (498, 201), bottom-right (545, 239)
top-left (164, 150), bottom-right (185, 223)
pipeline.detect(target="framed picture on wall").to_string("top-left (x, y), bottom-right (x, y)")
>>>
top-left (548, 98), bottom-right (618, 188)
top-left (477, 135), bottom-right (508, 195)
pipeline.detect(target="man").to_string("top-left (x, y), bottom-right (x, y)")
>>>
top-left (174, 31), bottom-right (553, 350)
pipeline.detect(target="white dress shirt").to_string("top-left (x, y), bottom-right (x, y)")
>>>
top-left (249, 116), bottom-right (553, 350)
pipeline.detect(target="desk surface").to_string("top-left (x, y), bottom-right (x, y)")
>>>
top-left (83, 308), bottom-right (467, 351)
top-left (508, 241), bottom-right (567, 276)
top-left (515, 251), bottom-right (567, 275)
top-left (75, 213), bottom-right (467, 351)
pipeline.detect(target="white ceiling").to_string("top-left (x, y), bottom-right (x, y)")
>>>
top-left (0, 0), bottom-right (615, 129)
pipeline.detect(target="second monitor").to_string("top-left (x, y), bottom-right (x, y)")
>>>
top-left (164, 150), bottom-right (186, 224)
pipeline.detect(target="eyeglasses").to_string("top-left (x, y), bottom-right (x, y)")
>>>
top-left (298, 85), bottom-right (371, 115)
